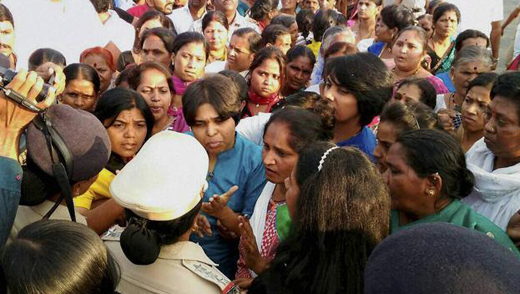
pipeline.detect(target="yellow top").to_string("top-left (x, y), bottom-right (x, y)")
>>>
top-left (74, 168), bottom-right (115, 210)
top-left (307, 40), bottom-right (322, 59)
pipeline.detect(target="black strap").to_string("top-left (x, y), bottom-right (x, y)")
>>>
top-left (51, 163), bottom-right (76, 222)
top-left (34, 113), bottom-right (76, 222)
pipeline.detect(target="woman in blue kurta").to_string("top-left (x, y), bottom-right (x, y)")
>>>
top-left (182, 74), bottom-right (266, 278)
top-left (384, 129), bottom-right (519, 256)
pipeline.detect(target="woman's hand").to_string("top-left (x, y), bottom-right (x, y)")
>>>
top-left (201, 185), bottom-right (238, 219)
top-left (238, 215), bottom-right (267, 275)
top-left (194, 214), bottom-right (212, 237)
top-left (233, 277), bottom-right (253, 292)
top-left (216, 219), bottom-right (238, 240)
top-left (437, 108), bottom-right (458, 134)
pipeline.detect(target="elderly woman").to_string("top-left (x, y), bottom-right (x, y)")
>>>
top-left (384, 129), bottom-right (519, 254)
top-left (436, 46), bottom-right (494, 132)
top-left (81, 47), bottom-right (117, 94)
top-left (463, 72), bottom-right (520, 246)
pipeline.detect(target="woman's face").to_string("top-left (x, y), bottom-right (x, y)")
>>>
top-left (284, 166), bottom-right (300, 219)
top-left (60, 78), bottom-right (98, 112)
top-left (191, 103), bottom-right (236, 157)
top-left (203, 21), bottom-right (228, 51)
top-left (289, 22), bottom-right (299, 46)
top-left (391, 84), bottom-right (422, 104)
top-left (141, 35), bottom-right (172, 69)
top-left (418, 16), bottom-right (434, 39)
top-left (285, 55), bottom-right (313, 91)
top-left (136, 68), bottom-right (172, 122)
top-left (227, 35), bottom-right (253, 72)
top-left (392, 30), bottom-right (426, 72)
top-left (375, 17), bottom-right (394, 43)
top-left (460, 37), bottom-right (488, 50)
top-left (483, 96), bottom-right (520, 162)
top-left (173, 42), bottom-right (206, 82)
top-left (282, 0), bottom-right (298, 10)
top-left (357, 0), bottom-right (379, 20)
top-left (302, 0), bottom-right (319, 13)
top-left (250, 58), bottom-right (282, 98)
top-left (451, 60), bottom-right (490, 96)
top-left (383, 143), bottom-right (429, 211)
top-left (321, 75), bottom-right (360, 124)
top-left (461, 86), bottom-right (491, 133)
top-left (83, 53), bottom-right (113, 94)
top-left (434, 10), bottom-right (458, 38)
top-left (273, 34), bottom-right (292, 55)
top-left (262, 122), bottom-right (299, 184)
top-left (373, 121), bottom-right (398, 173)
top-left (139, 18), bottom-right (164, 38)
top-left (105, 107), bottom-right (148, 159)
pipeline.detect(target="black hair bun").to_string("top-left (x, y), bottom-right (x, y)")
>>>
top-left (459, 168), bottom-right (475, 198)
top-left (120, 218), bottom-right (161, 265)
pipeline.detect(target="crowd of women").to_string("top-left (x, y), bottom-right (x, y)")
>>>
top-left (1, 0), bottom-right (520, 293)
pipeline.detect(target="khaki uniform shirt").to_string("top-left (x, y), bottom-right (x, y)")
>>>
top-left (9, 200), bottom-right (87, 242)
top-left (105, 239), bottom-right (239, 294)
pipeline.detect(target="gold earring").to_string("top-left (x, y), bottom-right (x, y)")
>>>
top-left (427, 190), bottom-right (435, 197)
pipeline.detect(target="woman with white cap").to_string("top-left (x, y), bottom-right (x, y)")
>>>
top-left (104, 131), bottom-right (240, 294)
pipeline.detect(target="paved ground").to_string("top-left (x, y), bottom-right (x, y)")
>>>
top-left (498, 0), bottom-right (518, 71)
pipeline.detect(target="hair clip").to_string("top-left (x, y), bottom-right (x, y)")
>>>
top-left (411, 113), bottom-right (420, 129)
top-left (318, 146), bottom-right (339, 172)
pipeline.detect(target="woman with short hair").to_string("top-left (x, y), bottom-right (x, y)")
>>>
top-left (183, 74), bottom-right (266, 278)
top-left (321, 53), bottom-right (392, 159)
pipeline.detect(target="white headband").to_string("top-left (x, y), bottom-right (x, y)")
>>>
top-left (318, 146), bottom-right (339, 172)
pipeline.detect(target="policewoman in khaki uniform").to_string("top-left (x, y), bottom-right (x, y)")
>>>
top-left (104, 131), bottom-right (240, 294)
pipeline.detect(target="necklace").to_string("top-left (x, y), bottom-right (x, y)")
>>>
top-left (449, 92), bottom-right (462, 112)
top-left (392, 66), bottom-right (421, 81)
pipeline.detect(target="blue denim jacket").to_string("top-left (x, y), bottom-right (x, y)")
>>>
top-left (0, 157), bottom-right (22, 248)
